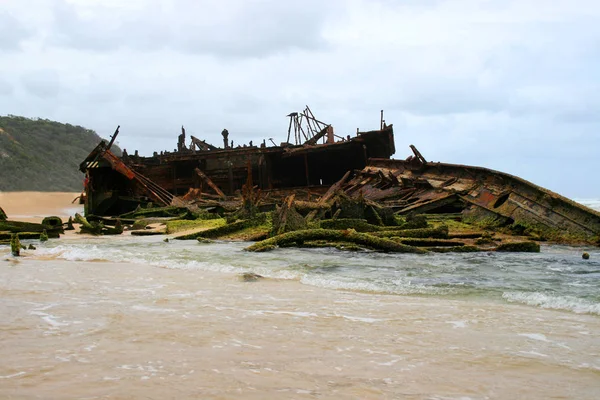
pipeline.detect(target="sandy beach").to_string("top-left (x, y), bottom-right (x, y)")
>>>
top-left (0, 192), bottom-right (83, 223)
top-left (1, 192), bottom-right (600, 399)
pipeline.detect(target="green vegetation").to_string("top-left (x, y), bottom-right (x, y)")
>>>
top-left (0, 115), bottom-right (120, 191)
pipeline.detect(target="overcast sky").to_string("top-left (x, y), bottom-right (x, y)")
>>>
top-left (1, 0), bottom-right (599, 198)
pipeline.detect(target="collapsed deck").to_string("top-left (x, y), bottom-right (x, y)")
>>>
top-left (336, 148), bottom-right (600, 238)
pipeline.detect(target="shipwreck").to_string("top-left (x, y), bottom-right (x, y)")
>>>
top-left (80, 107), bottom-right (600, 241)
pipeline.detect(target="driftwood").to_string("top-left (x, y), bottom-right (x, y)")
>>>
top-left (245, 229), bottom-right (427, 253)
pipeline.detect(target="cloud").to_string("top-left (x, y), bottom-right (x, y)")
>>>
top-left (20, 70), bottom-right (61, 99)
top-left (0, 0), bottom-right (599, 198)
top-left (48, 0), bottom-right (335, 58)
top-left (0, 78), bottom-right (13, 96)
top-left (0, 10), bottom-right (33, 51)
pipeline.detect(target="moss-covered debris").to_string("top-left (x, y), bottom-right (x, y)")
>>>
top-left (270, 195), bottom-right (306, 236)
top-left (391, 238), bottom-right (465, 247)
top-left (0, 220), bottom-right (61, 238)
top-left (166, 218), bottom-right (225, 234)
top-left (319, 218), bottom-right (383, 232)
top-left (10, 233), bottom-right (21, 256)
top-left (495, 241), bottom-right (540, 253)
top-left (0, 231), bottom-right (43, 240)
top-left (245, 229), bottom-right (428, 253)
top-left (41, 216), bottom-right (63, 232)
top-left (119, 206), bottom-right (195, 219)
top-left (372, 225), bottom-right (449, 239)
top-left (194, 214), bottom-right (268, 240)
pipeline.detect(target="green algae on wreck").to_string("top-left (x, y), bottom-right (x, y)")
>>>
top-left (495, 241), bottom-right (540, 253)
top-left (245, 229), bottom-right (427, 253)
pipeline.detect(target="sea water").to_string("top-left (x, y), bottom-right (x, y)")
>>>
top-left (1, 232), bottom-right (600, 398)
top-left (21, 235), bottom-right (600, 316)
top-left (1, 199), bottom-right (599, 398)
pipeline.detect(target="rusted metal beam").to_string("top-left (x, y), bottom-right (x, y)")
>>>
top-left (194, 168), bottom-right (226, 199)
top-left (106, 125), bottom-right (120, 152)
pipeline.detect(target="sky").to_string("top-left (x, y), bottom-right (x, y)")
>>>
top-left (1, 0), bottom-right (599, 198)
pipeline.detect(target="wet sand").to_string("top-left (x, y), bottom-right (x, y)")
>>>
top-left (1, 258), bottom-right (599, 399)
top-left (0, 192), bottom-right (83, 223)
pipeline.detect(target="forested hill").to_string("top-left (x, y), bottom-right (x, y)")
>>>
top-left (0, 115), bottom-right (121, 191)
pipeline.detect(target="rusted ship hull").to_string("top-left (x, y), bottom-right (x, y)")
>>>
top-left (342, 155), bottom-right (600, 238)
top-left (80, 125), bottom-right (395, 216)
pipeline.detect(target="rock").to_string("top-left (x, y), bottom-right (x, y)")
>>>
top-left (28, 244), bottom-right (36, 250)
top-left (582, 252), bottom-right (590, 260)
top-left (40, 229), bottom-right (49, 242)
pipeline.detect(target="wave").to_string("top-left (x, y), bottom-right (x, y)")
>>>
top-left (502, 291), bottom-right (600, 315)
